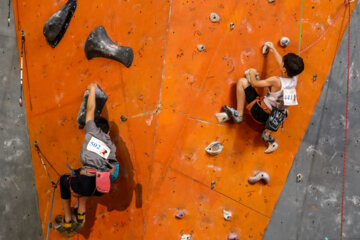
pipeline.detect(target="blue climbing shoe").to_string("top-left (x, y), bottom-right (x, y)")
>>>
top-left (261, 130), bottom-right (275, 143)
top-left (222, 105), bottom-right (243, 123)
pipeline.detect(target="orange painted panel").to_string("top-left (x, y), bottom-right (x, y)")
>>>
top-left (13, 0), bottom-right (357, 239)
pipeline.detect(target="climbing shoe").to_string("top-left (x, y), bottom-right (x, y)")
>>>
top-left (222, 105), bottom-right (243, 123)
top-left (261, 130), bottom-right (275, 143)
top-left (54, 215), bottom-right (77, 238)
top-left (71, 208), bottom-right (86, 232)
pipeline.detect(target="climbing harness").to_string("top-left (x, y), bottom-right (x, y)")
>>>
top-left (340, 1), bottom-right (352, 239)
top-left (19, 30), bottom-right (25, 107)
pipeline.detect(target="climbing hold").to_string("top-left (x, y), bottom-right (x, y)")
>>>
top-left (85, 26), bottom-right (134, 68)
top-left (262, 42), bottom-right (271, 55)
top-left (223, 209), bottom-right (232, 221)
top-left (248, 171), bottom-right (270, 185)
top-left (265, 141), bottom-right (278, 153)
top-left (296, 173), bottom-right (303, 183)
top-left (313, 74), bottom-right (318, 81)
top-left (205, 141), bottom-right (224, 155)
top-left (181, 234), bottom-right (192, 240)
top-left (228, 233), bottom-right (238, 240)
top-left (268, 0), bottom-right (275, 2)
top-left (209, 13), bottom-right (220, 23)
top-left (197, 44), bottom-right (206, 52)
top-left (43, 0), bottom-right (77, 48)
top-left (175, 210), bottom-right (185, 219)
top-left (230, 22), bottom-right (235, 30)
top-left (245, 69), bottom-right (260, 81)
top-left (279, 37), bottom-right (290, 48)
top-left (211, 181), bottom-right (216, 189)
top-left (216, 112), bottom-right (230, 123)
top-left (121, 115), bottom-right (127, 122)
top-left (77, 86), bottom-right (108, 129)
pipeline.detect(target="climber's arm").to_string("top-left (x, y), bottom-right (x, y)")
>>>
top-left (265, 42), bottom-right (283, 70)
top-left (85, 83), bottom-right (97, 123)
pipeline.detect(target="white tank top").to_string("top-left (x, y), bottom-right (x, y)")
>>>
top-left (263, 76), bottom-right (297, 110)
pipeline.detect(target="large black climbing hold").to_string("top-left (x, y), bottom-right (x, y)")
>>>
top-left (84, 26), bottom-right (134, 68)
top-left (43, 0), bottom-right (77, 48)
top-left (77, 86), bottom-right (108, 129)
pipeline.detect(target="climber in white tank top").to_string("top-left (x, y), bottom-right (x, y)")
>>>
top-left (263, 76), bottom-right (298, 111)
top-left (222, 41), bottom-right (304, 153)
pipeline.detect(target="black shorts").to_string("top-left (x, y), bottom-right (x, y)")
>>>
top-left (60, 174), bottom-right (103, 200)
top-left (245, 86), bottom-right (269, 123)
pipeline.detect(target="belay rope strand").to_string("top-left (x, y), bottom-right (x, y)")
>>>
top-left (340, 1), bottom-right (352, 240)
top-left (34, 141), bottom-right (70, 240)
top-left (8, 0), bottom-right (11, 27)
top-left (19, 30), bottom-right (25, 107)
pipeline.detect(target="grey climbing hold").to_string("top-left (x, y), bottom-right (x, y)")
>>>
top-left (197, 44), bottom-right (206, 52)
top-left (262, 42), bottom-right (271, 55)
top-left (268, 0), bottom-right (275, 2)
top-left (175, 210), bottom-right (185, 219)
top-left (296, 173), bottom-right (303, 183)
top-left (228, 233), bottom-right (238, 240)
top-left (279, 37), bottom-right (290, 48)
top-left (181, 234), bottom-right (192, 240)
top-left (77, 86), bottom-right (108, 129)
top-left (43, 0), bottom-right (77, 48)
top-left (121, 115), bottom-right (127, 122)
top-left (216, 112), bottom-right (230, 123)
top-left (223, 209), bottom-right (232, 221)
top-left (209, 13), bottom-right (220, 23)
top-left (230, 22), bottom-right (235, 30)
top-left (313, 74), bottom-right (318, 81)
top-left (248, 171), bottom-right (270, 185)
top-left (211, 181), bottom-right (216, 189)
top-left (265, 141), bottom-right (278, 153)
top-left (205, 141), bottom-right (224, 155)
top-left (85, 26), bottom-right (134, 68)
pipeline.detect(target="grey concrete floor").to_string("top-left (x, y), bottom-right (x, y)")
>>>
top-left (0, 0), bottom-right (42, 239)
top-left (264, 1), bottom-right (360, 240)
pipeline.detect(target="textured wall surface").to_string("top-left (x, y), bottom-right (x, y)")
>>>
top-left (264, 1), bottom-right (360, 240)
top-left (1, 0), bottom-right (358, 239)
top-left (0, 0), bottom-right (42, 239)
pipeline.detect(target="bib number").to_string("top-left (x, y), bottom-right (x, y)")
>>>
top-left (87, 137), bottom-right (110, 159)
top-left (283, 88), bottom-right (298, 106)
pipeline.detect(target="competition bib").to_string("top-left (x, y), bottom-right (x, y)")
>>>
top-left (86, 137), bottom-right (110, 159)
top-left (283, 88), bottom-right (298, 106)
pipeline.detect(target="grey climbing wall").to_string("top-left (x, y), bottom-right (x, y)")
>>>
top-left (0, 0), bottom-right (42, 239)
top-left (264, 1), bottom-right (360, 240)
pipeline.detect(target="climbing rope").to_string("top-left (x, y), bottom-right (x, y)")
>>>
top-left (8, 0), bottom-right (11, 27)
top-left (300, 2), bottom-right (348, 55)
top-left (297, 0), bottom-right (304, 55)
top-left (19, 30), bottom-right (25, 107)
top-left (340, 1), bottom-right (352, 239)
top-left (34, 141), bottom-right (69, 240)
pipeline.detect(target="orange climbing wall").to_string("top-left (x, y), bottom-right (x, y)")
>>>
top-left (13, 0), bottom-right (356, 239)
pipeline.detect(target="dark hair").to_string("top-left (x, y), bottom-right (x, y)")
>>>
top-left (95, 117), bottom-right (109, 133)
top-left (283, 53), bottom-right (304, 77)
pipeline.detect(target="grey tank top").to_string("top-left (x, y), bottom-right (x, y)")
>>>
top-left (263, 76), bottom-right (297, 110)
